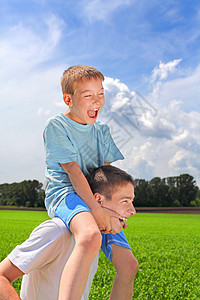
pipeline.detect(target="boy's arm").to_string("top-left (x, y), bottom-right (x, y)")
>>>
top-left (61, 161), bottom-right (119, 233)
top-left (0, 258), bottom-right (23, 300)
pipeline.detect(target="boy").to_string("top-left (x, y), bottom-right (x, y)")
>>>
top-left (0, 165), bottom-right (138, 300)
top-left (43, 65), bottom-right (137, 299)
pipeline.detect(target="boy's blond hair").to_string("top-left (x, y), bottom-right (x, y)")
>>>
top-left (61, 65), bottom-right (104, 95)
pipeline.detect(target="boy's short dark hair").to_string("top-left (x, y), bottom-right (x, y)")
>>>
top-left (61, 65), bottom-right (104, 95)
top-left (87, 165), bottom-right (135, 200)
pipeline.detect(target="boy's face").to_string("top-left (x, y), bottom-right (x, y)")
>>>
top-left (63, 77), bottom-right (105, 125)
top-left (95, 183), bottom-right (136, 233)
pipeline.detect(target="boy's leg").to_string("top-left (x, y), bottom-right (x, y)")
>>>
top-left (101, 231), bottom-right (139, 300)
top-left (58, 211), bottom-right (102, 300)
top-left (110, 245), bottom-right (138, 300)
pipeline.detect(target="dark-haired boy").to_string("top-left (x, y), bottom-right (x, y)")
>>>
top-left (0, 165), bottom-right (138, 300)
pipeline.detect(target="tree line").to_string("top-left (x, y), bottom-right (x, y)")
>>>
top-left (0, 173), bottom-right (199, 208)
top-left (134, 173), bottom-right (200, 207)
top-left (0, 180), bottom-right (45, 208)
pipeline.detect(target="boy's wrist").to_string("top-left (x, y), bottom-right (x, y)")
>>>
top-left (90, 200), bottom-right (102, 213)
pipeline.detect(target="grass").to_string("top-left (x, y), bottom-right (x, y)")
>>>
top-left (0, 210), bottom-right (200, 299)
top-left (91, 213), bottom-right (200, 299)
top-left (0, 210), bottom-right (49, 293)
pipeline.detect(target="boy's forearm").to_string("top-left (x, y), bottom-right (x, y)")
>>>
top-left (0, 258), bottom-right (22, 300)
top-left (0, 276), bottom-right (21, 300)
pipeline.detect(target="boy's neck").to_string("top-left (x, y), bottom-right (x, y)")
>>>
top-left (64, 110), bottom-right (88, 125)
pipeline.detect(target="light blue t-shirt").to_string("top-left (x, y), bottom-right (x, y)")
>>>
top-left (43, 113), bottom-right (124, 218)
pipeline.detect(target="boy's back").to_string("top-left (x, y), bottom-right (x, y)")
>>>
top-left (8, 218), bottom-right (99, 300)
top-left (44, 112), bottom-right (123, 218)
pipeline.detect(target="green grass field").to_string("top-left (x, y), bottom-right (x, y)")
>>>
top-left (0, 210), bottom-right (200, 299)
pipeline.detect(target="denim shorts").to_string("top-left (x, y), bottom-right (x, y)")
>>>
top-left (55, 192), bottom-right (131, 262)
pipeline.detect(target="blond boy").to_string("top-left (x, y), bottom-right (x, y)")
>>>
top-left (43, 65), bottom-right (137, 299)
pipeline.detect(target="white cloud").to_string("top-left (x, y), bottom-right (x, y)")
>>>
top-left (103, 77), bottom-right (131, 111)
top-left (168, 150), bottom-right (200, 184)
top-left (0, 15), bottom-right (63, 76)
top-left (169, 150), bottom-right (188, 169)
top-left (149, 63), bottom-right (200, 111)
top-left (150, 59), bottom-right (182, 98)
top-left (80, 0), bottom-right (133, 22)
top-left (37, 107), bottom-right (51, 116)
top-left (139, 111), bottom-right (176, 139)
top-left (151, 59), bottom-right (182, 83)
top-left (99, 67), bottom-right (200, 186)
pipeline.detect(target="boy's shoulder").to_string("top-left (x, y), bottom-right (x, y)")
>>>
top-left (94, 120), bottom-right (110, 131)
top-left (45, 113), bottom-right (63, 126)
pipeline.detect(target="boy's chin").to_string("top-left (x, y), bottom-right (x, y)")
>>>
top-left (113, 226), bottom-right (122, 233)
top-left (86, 116), bottom-right (98, 124)
top-left (110, 219), bottom-right (123, 233)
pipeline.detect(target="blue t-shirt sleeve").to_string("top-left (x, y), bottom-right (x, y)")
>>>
top-left (103, 124), bottom-right (124, 163)
top-left (43, 119), bottom-right (78, 164)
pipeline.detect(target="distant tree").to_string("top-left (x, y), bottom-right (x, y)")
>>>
top-left (168, 186), bottom-right (179, 206)
top-left (134, 179), bottom-right (153, 207)
top-left (149, 177), bottom-right (160, 206)
top-left (176, 174), bottom-right (198, 206)
top-left (193, 186), bottom-right (200, 206)
top-left (0, 184), bottom-right (9, 205)
top-left (166, 176), bottom-right (177, 188)
top-left (134, 173), bottom-right (199, 207)
top-left (196, 188), bottom-right (200, 199)
top-left (0, 180), bottom-right (45, 207)
top-left (22, 180), bottom-right (43, 207)
top-left (148, 177), bottom-right (171, 206)
top-left (36, 189), bottom-right (45, 208)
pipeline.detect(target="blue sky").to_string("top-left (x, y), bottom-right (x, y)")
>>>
top-left (1, 0), bottom-right (200, 187)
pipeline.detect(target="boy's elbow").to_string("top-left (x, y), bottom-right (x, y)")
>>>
top-left (61, 161), bottom-right (80, 175)
top-left (0, 258), bottom-right (23, 284)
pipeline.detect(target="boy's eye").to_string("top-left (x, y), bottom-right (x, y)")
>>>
top-left (84, 94), bottom-right (92, 98)
top-left (98, 92), bottom-right (104, 97)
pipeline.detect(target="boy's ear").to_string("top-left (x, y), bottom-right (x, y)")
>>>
top-left (93, 193), bottom-right (103, 205)
top-left (63, 93), bottom-right (73, 107)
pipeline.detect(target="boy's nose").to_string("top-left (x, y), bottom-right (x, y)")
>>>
top-left (129, 204), bottom-right (136, 215)
top-left (92, 93), bottom-right (101, 103)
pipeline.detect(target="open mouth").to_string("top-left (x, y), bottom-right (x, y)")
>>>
top-left (119, 217), bottom-right (127, 229)
top-left (87, 108), bottom-right (98, 119)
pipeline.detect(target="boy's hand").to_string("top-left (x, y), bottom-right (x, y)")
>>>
top-left (92, 205), bottom-right (122, 234)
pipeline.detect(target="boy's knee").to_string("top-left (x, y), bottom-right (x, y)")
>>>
top-left (128, 256), bottom-right (139, 278)
top-left (125, 256), bottom-right (139, 281)
top-left (117, 256), bottom-right (139, 281)
top-left (77, 228), bottom-right (102, 254)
